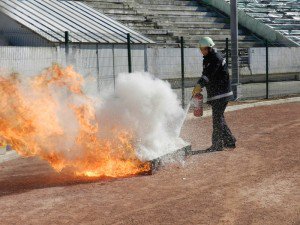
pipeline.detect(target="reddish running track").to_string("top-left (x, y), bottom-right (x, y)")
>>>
top-left (0, 102), bottom-right (299, 225)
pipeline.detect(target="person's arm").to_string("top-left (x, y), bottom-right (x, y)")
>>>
top-left (201, 56), bottom-right (225, 85)
top-left (197, 75), bottom-right (209, 88)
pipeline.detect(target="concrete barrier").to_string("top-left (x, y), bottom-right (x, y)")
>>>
top-left (0, 146), bottom-right (6, 155)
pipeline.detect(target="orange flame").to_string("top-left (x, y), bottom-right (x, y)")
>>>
top-left (0, 64), bottom-right (150, 178)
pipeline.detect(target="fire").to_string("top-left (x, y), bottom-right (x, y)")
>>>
top-left (0, 64), bottom-right (150, 178)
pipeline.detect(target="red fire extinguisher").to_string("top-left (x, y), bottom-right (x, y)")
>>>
top-left (193, 93), bottom-right (203, 117)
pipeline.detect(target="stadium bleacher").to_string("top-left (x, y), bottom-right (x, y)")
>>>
top-left (83, 0), bottom-right (264, 48)
top-left (81, 0), bottom-right (299, 67)
top-left (224, 0), bottom-right (300, 45)
top-left (82, 0), bottom-right (268, 67)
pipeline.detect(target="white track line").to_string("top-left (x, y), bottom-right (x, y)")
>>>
top-left (186, 97), bottom-right (300, 120)
top-left (0, 151), bottom-right (20, 164)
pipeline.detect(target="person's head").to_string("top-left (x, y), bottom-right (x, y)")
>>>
top-left (198, 37), bottom-right (215, 56)
top-left (200, 47), bottom-right (212, 56)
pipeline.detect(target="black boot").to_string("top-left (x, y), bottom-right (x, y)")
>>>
top-left (223, 142), bottom-right (236, 149)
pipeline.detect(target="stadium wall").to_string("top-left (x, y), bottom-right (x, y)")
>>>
top-left (0, 46), bottom-right (299, 85)
top-left (249, 47), bottom-right (300, 75)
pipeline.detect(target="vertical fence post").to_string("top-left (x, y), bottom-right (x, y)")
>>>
top-left (64, 31), bottom-right (69, 65)
top-left (230, 0), bottom-right (240, 100)
top-left (112, 44), bottom-right (116, 91)
top-left (127, 33), bottom-right (132, 73)
top-left (266, 40), bottom-right (269, 99)
top-left (96, 43), bottom-right (100, 93)
top-left (180, 37), bottom-right (185, 109)
top-left (226, 38), bottom-right (229, 67)
top-left (144, 44), bottom-right (148, 72)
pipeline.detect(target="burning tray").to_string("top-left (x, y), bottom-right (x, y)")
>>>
top-left (143, 144), bottom-right (192, 175)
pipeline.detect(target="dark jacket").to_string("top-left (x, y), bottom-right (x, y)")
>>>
top-left (197, 49), bottom-right (233, 103)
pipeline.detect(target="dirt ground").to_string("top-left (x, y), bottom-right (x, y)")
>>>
top-left (0, 102), bottom-right (299, 225)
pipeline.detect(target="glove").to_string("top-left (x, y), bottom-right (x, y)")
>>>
top-left (192, 84), bottom-right (202, 96)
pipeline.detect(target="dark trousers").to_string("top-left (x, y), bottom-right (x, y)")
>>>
top-left (211, 100), bottom-right (236, 147)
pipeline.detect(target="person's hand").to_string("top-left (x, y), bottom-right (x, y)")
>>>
top-left (192, 84), bottom-right (202, 96)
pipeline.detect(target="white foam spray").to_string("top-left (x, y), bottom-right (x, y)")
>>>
top-left (177, 99), bottom-right (192, 137)
top-left (97, 72), bottom-right (188, 161)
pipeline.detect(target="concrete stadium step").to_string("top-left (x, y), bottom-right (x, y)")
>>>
top-left (125, 22), bottom-right (159, 28)
top-left (144, 5), bottom-right (207, 11)
top-left (273, 18), bottom-right (300, 24)
top-left (86, 4), bottom-right (128, 9)
top-left (84, 0), bottom-right (125, 2)
top-left (152, 16), bottom-right (227, 23)
top-left (170, 29), bottom-right (245, 35)
top-left (151, 38), bottom-right (178, 44)
top-left (183, 35), bottom-right (258, 41)
top-left (152, 39), bottom-right (263, 49)
top-left (85, 2), bottom-right (130, 9)
top-left (91, 2), bottom-right (136, 8)
top-left (148, 34), bottom-right (177, 41)
top-left (107, 14), bottom-right (147, 22)
top-left (149, 11), bottom-right (218, 17)
top-left (214, 41), bottom-right (264, 48)
top-left (136, 0), bottom-right (199, 6)
top-left (271, 24), bottom-right (300, 29)
top-left (279, 30), bottom-right (300, 35)
top-left (172, 22), bottom-right (230, 29)
top-left (136, 29), bottom-right (169, 35)
top-left (186, 39), bottom-right (263, 46)
top-left (99, 9), bottom-right (139, 15)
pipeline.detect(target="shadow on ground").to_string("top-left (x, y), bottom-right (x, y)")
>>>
top-left (0, 157), bottom-right (134, 197)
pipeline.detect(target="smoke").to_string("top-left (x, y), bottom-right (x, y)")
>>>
top-left (0, 65), bottom-right (188, 176)
top-left (99, 72), bottom-right (187, 161)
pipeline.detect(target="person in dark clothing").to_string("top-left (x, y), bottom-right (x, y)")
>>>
top-left (192, 37), bottom-right (236, 152)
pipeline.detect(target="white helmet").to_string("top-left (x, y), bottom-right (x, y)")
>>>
top-left (198, 37), bottom-right (215, 48)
